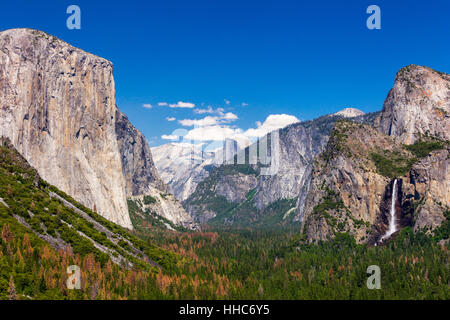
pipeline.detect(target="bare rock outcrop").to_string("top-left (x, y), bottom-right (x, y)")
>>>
top-left (402, 147), bottom-right (449, 232)
top-left (216, 173), bottom-right (258, 203)
top-left (115, 109), bottom-right (166, 195)
top-left (130, 186), bottom-right (198, 230)
top-left (376, 65), bottom-right (450, 144)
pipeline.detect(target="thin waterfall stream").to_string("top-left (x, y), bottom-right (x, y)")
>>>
top-left (381, 179), bottom-right (398, 241)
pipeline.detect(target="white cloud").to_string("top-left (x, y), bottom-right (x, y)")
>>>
top-left (142, 104), bottom-right (152, 109)
top-left (179, 116), bottom-right (219, 127)
top-left (224, 99), bottom-right (230, 105)
top-left (244, 114), bottom-right (300, 137)
top-left (169, 101), bottom-right (195, 108)
top-left (156, 101), bottom-right (195, 108)
top-left (166, 117), bottom-right (176, 121)
top-left (194, 106), bottom-right (225, 115)
top-left (160, 114), bottom-right (299, 151)
top-left (223, 112), bottom-right (238, 121)
top-left (241, 102), bottom-right (248, 107)
top-left (184, 125), bottom-right (242, 141)
top-left (193, 107), bottom-right (212, 114)
top-left (161, 134), bottom-right (179, 140)
top-left (178, 112), bottom-right (238, 127)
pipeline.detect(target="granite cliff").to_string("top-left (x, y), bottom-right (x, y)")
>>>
top-left (376, 65), bottom-right (450, 144)
top-left (0, 28), bottom-right (194, 229)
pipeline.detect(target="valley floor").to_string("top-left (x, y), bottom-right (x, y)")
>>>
top-left (1, 213), bottom-right (448, 299)
top-left (133, 226), bottom-right (449, 300)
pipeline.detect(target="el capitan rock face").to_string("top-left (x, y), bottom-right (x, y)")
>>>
top-left (0, 28), bottom-right (193, 229)
top-left (0, 28), bottom-right (131, 228)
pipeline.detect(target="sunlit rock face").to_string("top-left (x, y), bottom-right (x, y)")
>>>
top-left (0, 28), bottom-right (131, 228)
top-left (376, 65), bottom-right (450, 145)
top-left (0, 28), bottom-right (194, 229)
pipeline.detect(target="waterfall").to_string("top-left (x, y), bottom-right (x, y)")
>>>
top-left (381, 179), bottom-right (398, 241)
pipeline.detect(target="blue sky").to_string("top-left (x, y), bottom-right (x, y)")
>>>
top-left (1, 0), bottom-right (449, 147)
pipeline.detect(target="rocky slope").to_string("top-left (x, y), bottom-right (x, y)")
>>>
top-left (130, 186), bottom-right (198, 230)
top-left (299, 121), bottom-right (401, 243)
top-left (253, 111), bottom-right (375, 211)
top-left (116, 110), bottom-right (166, 196)
top-left (0, 28), bottom-right (193, 230)
top-left (115, 111), bottom-right (197, 229)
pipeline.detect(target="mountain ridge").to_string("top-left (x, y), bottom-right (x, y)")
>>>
top-left (183, 111), bottom-right (379, 227)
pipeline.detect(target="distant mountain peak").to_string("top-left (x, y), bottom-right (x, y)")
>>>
top-left (333, 108), bottom-right (365, 118)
